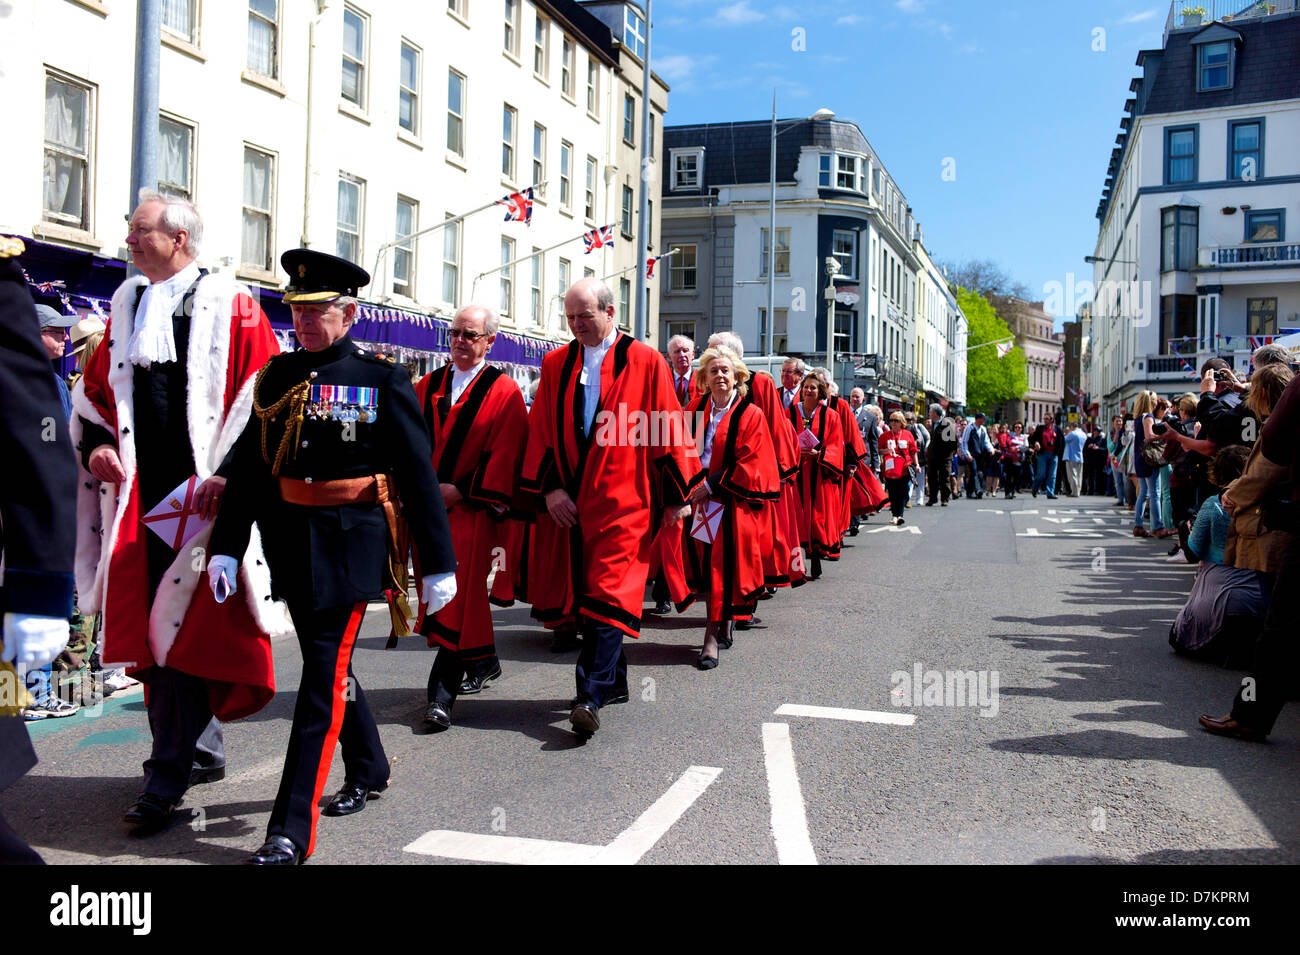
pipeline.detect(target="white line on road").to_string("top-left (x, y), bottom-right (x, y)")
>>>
top-left (402, 764), bottom-right (722, 865)
top-left (762, 722), bottom-right (817, 865)
top-left (773, 703), bottom-right (917, 726)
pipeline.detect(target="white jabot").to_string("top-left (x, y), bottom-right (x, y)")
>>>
top-left (450, 359), bottom-right (487, 404)
top-left (700, 389), bottom-right (737, 469)
top-left (582, 328), bottom-right (618, 434)
top-left (126, 261), bottom-right (200, 368)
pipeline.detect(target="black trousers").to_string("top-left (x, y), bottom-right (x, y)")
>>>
top-left (926, 452), bottom-right (954, 504)
top-left (886, 476), bottom-right (909, 518)
top-left (427, 646), bottom-right (465, 706)
top-left (1232, 535), bottom-right (1300, 735)
top-left (142, 666), bottom-right (223, 801)
top-left (575, 619), bottom-right (628, 708)
top-left (269, 601), bottom-right (387, 856)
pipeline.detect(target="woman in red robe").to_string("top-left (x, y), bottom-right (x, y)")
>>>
top-left (748, 371), bottom-right (805, 589)
top-left (787, 374), bottom-right (844, 580)
top-left (682, 347), bottom-right (779, 669)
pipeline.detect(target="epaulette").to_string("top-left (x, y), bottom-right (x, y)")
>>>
top-left (0, 236), bottom-right (25, 258)
top-left (359, 350), bottom-right (398, 365)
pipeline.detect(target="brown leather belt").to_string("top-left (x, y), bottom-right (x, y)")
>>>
top-left (278, 474), bottom-right (391, 507)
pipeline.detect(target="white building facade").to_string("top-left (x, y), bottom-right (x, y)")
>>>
top-left (1089, 5), bottom-right (1300, 417)
top-left (9, 0), bottom-right (665, 361)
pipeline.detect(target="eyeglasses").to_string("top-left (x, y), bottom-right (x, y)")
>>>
top-left (448, 328), bottom-right (488, 341)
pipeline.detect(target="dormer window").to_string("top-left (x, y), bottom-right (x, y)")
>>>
top-left (623, 7), bottom-right (646, 60)
top-left (1198, 41), bottom-right (1232, 91)
top-left (670, 147), bottom-right (703, 190)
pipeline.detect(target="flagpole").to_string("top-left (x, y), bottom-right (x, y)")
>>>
top-left (633, 0), bottom-right (653, 343)
top-left (600, 247), bottom-right (679, 283)
top-left (471, 225), bottom-right (615, 296)
top-left (371, 181), bottom-right (546, 298)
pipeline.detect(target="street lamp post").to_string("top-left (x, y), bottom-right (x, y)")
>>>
top-left (824, 256), bottom-right (841, 373)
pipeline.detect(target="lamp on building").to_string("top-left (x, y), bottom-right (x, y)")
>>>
top-left (1221, 206), bottom-right (1238, 215)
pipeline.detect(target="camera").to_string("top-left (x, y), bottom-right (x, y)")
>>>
top-left (1213, 370), bottom-right (1234, 382)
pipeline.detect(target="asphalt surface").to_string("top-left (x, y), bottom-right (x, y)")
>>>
top-left (9, 492), bottom-right (1297, 865)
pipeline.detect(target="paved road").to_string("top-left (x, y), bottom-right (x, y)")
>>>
top-left (9, 494), bottom-right (1297, 865)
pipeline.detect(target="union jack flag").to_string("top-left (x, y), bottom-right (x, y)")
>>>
top-left (496, 187), bottom-right (534, 224)
top-left (646, 254), bottom-right (658, 279)
top-left (1248, 335), bottom-right (1275, 351)
top-left (582, 224), bottom-right (614, 253)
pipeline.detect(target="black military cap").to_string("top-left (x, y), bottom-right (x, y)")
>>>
top-left (280, 248), bottom-right (370, 304)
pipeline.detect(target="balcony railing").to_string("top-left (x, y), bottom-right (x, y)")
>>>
top-left (1165, 1), bottom-right (1298, 44)
top-left (1201, 241), bottom-right (1300, 268)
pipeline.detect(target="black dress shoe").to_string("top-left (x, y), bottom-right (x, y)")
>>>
top-left (570, 702), bottom-right (599, 734)
top-left (648, 599), bottom-right (672, 615)
top-left (550, 630), bottom-right (581, 653)
top-left (124, 793), bottom-right (177, 834)
top-left (324, 782), bottom-right (385, 816)
top-left (735, 616), bottom-right (760, 631)
top-left (422, 701), bottom-right (452, 732)
top-left (247, 835), bottom-right (304, 865)
top-left (606, 686), bottom-right (630, 705)
top-left (458, 660), bottom-right (503, 695)
top-left (189, 763), bottom-right (226, 786)
top-left (695, 653), bottom-right (718, 671)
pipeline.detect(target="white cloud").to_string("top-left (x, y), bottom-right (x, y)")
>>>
top-left (1118, 9), bottom-right (1158, 24)
top-left (712, 1), bottom-right (766, 25)
top-left (655, 53), bottom-right (718, 86)
top-left (836, 13), bottom-right (864, 25)
top-left (895, 0), bottom-right (926, 12)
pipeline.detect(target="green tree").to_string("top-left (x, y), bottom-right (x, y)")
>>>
top-left (959, 287), bottom-right (1027, 411)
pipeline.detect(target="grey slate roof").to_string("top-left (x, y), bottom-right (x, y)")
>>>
top-left (1141, 15), bottom-right (1300, 114)
top-left (661, 118), bottom-right (881, 195)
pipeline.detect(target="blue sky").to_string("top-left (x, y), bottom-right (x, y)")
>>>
top-left (651, 0), bottom-right (1172, 326)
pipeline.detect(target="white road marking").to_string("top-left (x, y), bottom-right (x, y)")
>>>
top-left (762, 722), bottom-right (817, 865)
top-left (774, 704), bottom-right (917, 726)
top-left (402, 764), bottom-right (722, 865)
top-left (865, 524), bottom-right (921, 534)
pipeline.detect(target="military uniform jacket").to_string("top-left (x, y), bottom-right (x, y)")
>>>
top-left (212, 336), bottom-right (456, 610)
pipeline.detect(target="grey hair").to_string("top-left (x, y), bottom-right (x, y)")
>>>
top-left (335, 295), bottom-right (358, 314)
top-left (928, 403), bottom-right (945, 417)
top-left (1251, 342), bottom-right (1291, 369)
top-left (137, 188), bottom-right (202, 257)
top-left (595, 283), bottom-right (615, 311)
top-left (707, 330), bottom-right (744, 355)
top-left (781, 357), bottom-right (806, 374)
top-left (455, 303), bottom-right (500, 336)
top-left (667, 334), bottom-right (695, 353)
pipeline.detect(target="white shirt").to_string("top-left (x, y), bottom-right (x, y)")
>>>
top-left (127, 261), bottom-right (200, 368)
top-left (699, 390), bottom-right (736, 469)
top-left (781, 387), bottom-right (799, 408)
top-left (450, 359), bottom-right (487, 404)
top-left (582, 327), bottom-right (618, 434)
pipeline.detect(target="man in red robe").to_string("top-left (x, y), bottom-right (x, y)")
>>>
top-left (414, 305), bottom-right (527, 732)
top-left (521, 279), bottom-right (702, 736)
top-left (71, 192), bottom-right (284, 834)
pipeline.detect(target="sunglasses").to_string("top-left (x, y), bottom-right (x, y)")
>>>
top-left (448, 328), bottom-right (488, 341)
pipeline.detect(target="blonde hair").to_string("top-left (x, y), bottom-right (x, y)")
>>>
top-left (694, 345), bottom-right (750, 397)
top-left (1244, 364), bottom-right (1294, 421)
top-left (76, 329), bottom-right (105, 371)
top-left (889, 411), bottom-right (906, 425)
top-left (1132, 390), bottom-right (1157, 418)
top-left (1177, 392), bottom-right (1198, 415)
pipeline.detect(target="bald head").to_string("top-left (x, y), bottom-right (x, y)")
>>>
top-left (564, 278), bottom-right (616, 347)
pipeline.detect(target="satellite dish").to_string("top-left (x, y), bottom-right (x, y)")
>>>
top-left (811, 108), bottom-right (835, 120)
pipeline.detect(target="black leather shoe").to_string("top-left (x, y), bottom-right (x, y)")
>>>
top-left (458, 661), bottom-right (503, 695)
top-left (695, 653), bottom-right (718, 671)
top-left (606, 686), bottom-right (630, 705)
top-left (124, 793), bottom-right (177, 835)
top-left (735, 616), bottom-right (760, 631)
top-left (324, 782), bottom-right (385, 817)
top-left (570, 702), bottom-right (599, 735)
top-left (247, 835), bottom-right (304, 865)
top-left (422, 701), bottom-right (452, 732)
top-left (189, 763), bottom-right (226, 786)
top-left (550, 630), bottom-right (581, 653)
top-left (648, 599), bottom-right (672, 615)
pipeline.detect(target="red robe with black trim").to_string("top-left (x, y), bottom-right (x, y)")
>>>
top-left (70, 274), bottom-right (284, 720)
top-left (521, 333), bottom-right (702, 637)
top-left (788, 400), bottom-right (845, 561)
top-left (749, 372), bottom-right (804, 587)
top-left (413, 363), bottom-right (527, 660)
top-left (681, 393), bottom-right (780, 622)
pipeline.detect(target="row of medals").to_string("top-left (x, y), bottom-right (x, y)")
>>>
top-left (307, 401), bottom-right (378, 423)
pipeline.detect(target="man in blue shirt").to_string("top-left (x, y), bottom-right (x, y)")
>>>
top-left (1062, 421), bottom-right (1086, 497)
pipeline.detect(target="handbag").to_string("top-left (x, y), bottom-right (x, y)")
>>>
top-left (1140, 438), bottom-right (1167, 470)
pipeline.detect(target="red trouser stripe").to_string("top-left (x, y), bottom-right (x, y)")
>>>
top-left (305, 602), bottom-right (366, 857)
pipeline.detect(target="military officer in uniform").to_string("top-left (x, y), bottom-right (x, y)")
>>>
top-left (209, 249), bottom-right (456, 865)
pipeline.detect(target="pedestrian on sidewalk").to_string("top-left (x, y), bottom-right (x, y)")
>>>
top-left (880, 412), bottom-right (917, 525)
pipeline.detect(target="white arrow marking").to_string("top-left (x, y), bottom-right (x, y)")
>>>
top-left (762, 723), bottom-right (817, 865)
top-left (1043, 517), bottom-right (1073, 524)
top-left (774, 704), bottom-right (916, 726)
top-left (1016, 527), bottom-right (1053, 537)
top-left (976, 509), bottom-right (1005, 515)
top-left (403, 765), bottom-right (722, 865)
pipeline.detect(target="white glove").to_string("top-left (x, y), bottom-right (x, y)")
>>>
top-left (207, 555), bottom-right (239, 603)
top-left (2, 614), bottom-right (71, 669)
top-left (421, 572), bottom-right (458, 614)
